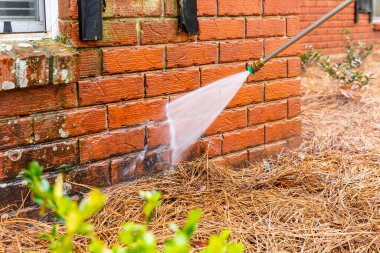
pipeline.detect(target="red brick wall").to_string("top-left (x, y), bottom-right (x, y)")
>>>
top-left (0, 0), bottom-right (302, 211)
top-left (300, 0), bottom-right (380, 54)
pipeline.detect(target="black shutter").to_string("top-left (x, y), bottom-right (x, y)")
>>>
top-left (178, 0), bottom-right (199, 35)
top-left (79, 0), bottom-right (103, 41)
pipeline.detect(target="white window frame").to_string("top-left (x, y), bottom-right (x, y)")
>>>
top-left (373, 0), bottom-right (380, 21)
top-left (0, 0), bottom-right (58, 41)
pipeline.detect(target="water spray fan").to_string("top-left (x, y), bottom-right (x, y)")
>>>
top-left (247, 0), bottom-right (356, 74)
top-left (167, 0), bottom-right (357, 163)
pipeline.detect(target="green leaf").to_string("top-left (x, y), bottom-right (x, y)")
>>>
top-left (164, 233), bottom-right (189, 253)
top-left (181, 209), bottom-right (202, 238)
top-left (227, 243), bottom-right (244, 253)
top-left (79, 189), bottom-right (107, 220)
top-left (139, 191), bottom-right (161, 223)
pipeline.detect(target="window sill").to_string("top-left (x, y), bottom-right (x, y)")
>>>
top-left (0, 32), bottom-right (52, 42)
top-left (0, 40), bottom-right (79, 91)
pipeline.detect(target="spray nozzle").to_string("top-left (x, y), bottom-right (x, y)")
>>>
top-left (247, 59), bottom-right (264, 75)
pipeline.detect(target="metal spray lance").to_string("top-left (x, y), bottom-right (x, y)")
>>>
top-left (247, 0), bottom-right (356, 74)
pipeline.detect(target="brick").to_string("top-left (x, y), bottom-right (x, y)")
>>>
top-left (110, 148), bottom-right (170, 184)
top-left (287, 136), bottom-right (303, 149)
top-left (197, 0), bottom-right (216, 16)
top-left (198, 18), bottom-right (245, 41)
top-left (248, 101), bottom-right (287, 125)
top-left (13, 49), bottom-right (49, 88)
top-left (141, 20), bottom-right (196, 45)
top-left (288, 97), bottom-right (302, 118)
top-left (79, 75), bottom-right (144, 106)
top-left (104, 0), bottom-right (162, 17)
top-left (265, 141), bottom-right (287, 157)
top-left (288, 58), bottom-right (301, 77)
top-left (34, 107), bottom-right (107, 143)
top-left (248, 59), bottom-right (288, 82)
top-left (246, 18), bottom-right (285, 38)
top-left (59, 20), bottom-right (137, 48)
top-left (187, 136), bottom-right (222, 159)
top-left (146, 69), bottom-right (199, 97)
top-left (108, 98), bottom-right (167, 129)
top-left (263, 0), bottom-right (300, 15)
top-left (58, 0), bottom-right (78, 19)
top-left (0, 84), bottom-right (77, 118)
top-left (212, 150), bottom-right (249, 168)
top-left (265, 119), bottom-right (301, 143)
top-left (65, 161), bottom-right (111, 192)
top-left (0, 117), bottom-right (32, 150)
top-left (103, 46), bottom-right (163, 74)
top-left (218, 0), bottom-right (260, 16)
top-left (79, 50), bottom-right (99, 78)
top-left (248, 146), bottom-right (265, 162)
top-left (227, 83), bottom-right (263, 108)
top-left (205, 108), bottom-right (247, 135)
top-left (147, 122), bottom-right (170, 148)
top-left (80, 127), bottom-right (145, 164)
top-left (219, 40), bottom-right (263, 63)
top-left (166, 43), bottom-right (217, 68)
top-left (287, 16), bottom-right (300, 36)
top-left (222, 127), bottom-right (264, 154)
top-left (264, 38), bottom-right (301, 57)
top-left (201, 63), bottom-right (246, 85)
top-left (0, 179), bottom-right (32, 209)
top-left (165, 0), bottom-right (178, 16)
top-left (0, 140), bottom-right (77, 182)
top-left (248, 140), bottom-right (287, 162)
top-left (0, 54), bottom-right (15, 91)
top-left (33, 40), bottom-right (79, 85)
top-left (265, 79), bottom-right (301, 101)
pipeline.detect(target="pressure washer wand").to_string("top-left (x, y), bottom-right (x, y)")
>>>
top-left (248, 0), bottom-right (356, 74)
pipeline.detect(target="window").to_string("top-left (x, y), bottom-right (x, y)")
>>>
top-left (0, 0), bottom-right (58, 38)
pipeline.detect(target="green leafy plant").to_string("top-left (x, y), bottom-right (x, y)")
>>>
top-left (300, 45), bottom-right (322, 69)
top-left (22, 161), bottom-right (106, 252)
top-left (21, 162), bottom-right (244, 253)
top-left (342, 29), bottom-right (373, 66)
top-left (300, 29), bottom-right (373, 96)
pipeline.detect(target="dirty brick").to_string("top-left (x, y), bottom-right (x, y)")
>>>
top-left (34, 107), bottom-right (107, 143)
top-left (0, 140), bottom-right (77, 182)
top-left (0, 84), bottom-right (77, 118)
top-left (0, 117), bottom-right (32, 150)
top-left (65, 161), bottom-right (111, 192)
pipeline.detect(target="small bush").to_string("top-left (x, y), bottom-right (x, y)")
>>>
top-left (21, 162), bottom-right (244, 253)
top-left (300, 45), bottom-right (322, 69)
top-left (299, 29), bottom-right (373, 97)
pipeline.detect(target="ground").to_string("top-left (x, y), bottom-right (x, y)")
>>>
top-left (0, 54), bottom-right (379, 252)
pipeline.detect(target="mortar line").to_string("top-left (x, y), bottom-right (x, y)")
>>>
top-left (98, 48), bottom-right (103, 76)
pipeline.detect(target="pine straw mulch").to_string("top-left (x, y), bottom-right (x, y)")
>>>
top-left (1, 54), bottom-right (380, 253)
